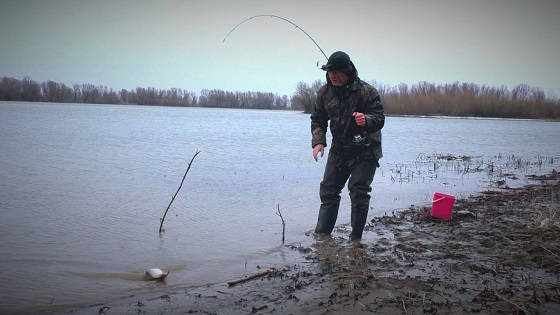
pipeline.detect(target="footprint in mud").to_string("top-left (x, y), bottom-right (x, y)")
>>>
top-left (395, 243), bottom-right (426, 253)
top-left (377, 238), bottom-right (391, 246)
top-left (469, 263), bottom-right (495, 274)
top-left (479, 238), bottom-right (496, 248)
top-left (370, 244), bottom-right (388, 253)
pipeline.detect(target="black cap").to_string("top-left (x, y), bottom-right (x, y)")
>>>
top-left (321, 51), bottom-right (353, 73)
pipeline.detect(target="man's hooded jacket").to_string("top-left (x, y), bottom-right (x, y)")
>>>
top-left (311, 57), bottom-right (384, 161)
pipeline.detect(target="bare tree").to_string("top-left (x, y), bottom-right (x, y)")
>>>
top-left (290, 80), bottom-right (323, 113)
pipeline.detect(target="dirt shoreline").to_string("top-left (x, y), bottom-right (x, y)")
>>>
top-left (52, 173), bottom-right (559, 315)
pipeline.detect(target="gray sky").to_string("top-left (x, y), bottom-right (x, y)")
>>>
top-left (1, 0), bottom-right (559, 97)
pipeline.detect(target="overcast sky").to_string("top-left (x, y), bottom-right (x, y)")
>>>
top-left (1, 0), bottom-right (559, 97)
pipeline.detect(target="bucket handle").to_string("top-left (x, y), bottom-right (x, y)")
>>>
top-left (432, 197), bottom-right (446, 203)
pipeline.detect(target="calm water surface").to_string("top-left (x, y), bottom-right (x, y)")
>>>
top-left (1, 102), bottom-right (559, 312)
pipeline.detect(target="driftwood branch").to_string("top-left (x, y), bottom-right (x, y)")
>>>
top-left (493, 289), bottom-right (529, 315)
top-left (401, 297), bottom-right (407, 314)
top-left (276, 204), bottom-right (286, 243)
top-left (159, 150), bottom-right (201, 233)
top-left (541, 245), bottom-right (560, 259)
top-left (227, 269), bottom-right (273, 286)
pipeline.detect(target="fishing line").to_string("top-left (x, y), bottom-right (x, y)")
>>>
top-left (222, 14), bottom-right (328, 61)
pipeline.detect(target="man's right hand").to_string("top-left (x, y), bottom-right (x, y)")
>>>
top-left (312, 144), bottom-right (324, 162)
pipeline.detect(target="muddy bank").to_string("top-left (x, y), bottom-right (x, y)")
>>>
top-left (51, 173), bottom-right (559, 314)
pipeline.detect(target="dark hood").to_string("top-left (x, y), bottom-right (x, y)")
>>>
top-left (325, 61), bottom-right (359, 90)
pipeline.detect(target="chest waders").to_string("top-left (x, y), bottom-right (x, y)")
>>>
top-left (314, 86), bottom-right (378, 241)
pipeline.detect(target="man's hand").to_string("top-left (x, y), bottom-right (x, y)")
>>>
top-left (313, 144), bottom-right (324, 162)
top-left (353, 112), bottom-right (366, 127)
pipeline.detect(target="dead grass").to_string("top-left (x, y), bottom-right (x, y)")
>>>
top-left (529, 208), bottom-right (560, 231)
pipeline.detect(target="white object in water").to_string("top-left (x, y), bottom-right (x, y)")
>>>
top-left (145, 268), bottom-right (169, 280)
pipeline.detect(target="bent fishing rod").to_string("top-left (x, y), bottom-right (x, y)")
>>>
top-left (222, 14), bottom-right (328, 61)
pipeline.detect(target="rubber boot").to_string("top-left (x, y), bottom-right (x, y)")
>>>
top-left (348, 160), bottom-right (377, 240)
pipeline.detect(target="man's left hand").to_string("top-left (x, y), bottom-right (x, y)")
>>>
top-left (353, 112), bottom-right (366, 126)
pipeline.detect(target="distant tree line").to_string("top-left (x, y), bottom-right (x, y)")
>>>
top-left (377, 81), bottom-right (560, 119)
top-left (3, 75), bottom-right (559, 119)
top-left (198, 89), bottom-right (288, 109)
top-left (0, 76), bottom-right (287, 110)
top-left (292, 79), bottom-right (560, 119)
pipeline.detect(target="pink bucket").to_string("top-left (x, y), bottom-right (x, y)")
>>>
top-left (431, 192), bottom-right (456, 220)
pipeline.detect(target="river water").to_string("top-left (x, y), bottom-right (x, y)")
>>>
top-left (1, 101), bottom-right (559, 312)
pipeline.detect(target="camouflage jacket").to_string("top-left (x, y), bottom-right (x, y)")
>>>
top-left (310, 77), bottom-right (384, 160)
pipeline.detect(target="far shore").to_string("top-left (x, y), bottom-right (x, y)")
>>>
top-left (3, 76), bottom-right (560, 120)
top-left (3, 100), bottom-right (560, 122)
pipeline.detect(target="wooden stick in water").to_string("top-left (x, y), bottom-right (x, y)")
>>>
top-left (159, 150), bottom-right (201, 233)
top-left (227, 269), bottom-right (273, 286)
top-left (276, 204), bottom-right (286, 243)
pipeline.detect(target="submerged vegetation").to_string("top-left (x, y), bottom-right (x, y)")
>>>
top-left (384, 152), bottom-right (558, 188)
top-left (1, 75), bottom-right (559, 119)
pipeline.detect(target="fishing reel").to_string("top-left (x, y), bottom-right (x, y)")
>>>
top-left (352, 133), bottom-right (367, 144)
top-left (344, 132), bottom-right (370, 150)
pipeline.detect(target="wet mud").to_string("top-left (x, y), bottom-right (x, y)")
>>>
top-left (52, 172), bottom-right (559, 314)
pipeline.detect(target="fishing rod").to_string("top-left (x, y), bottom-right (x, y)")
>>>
top-left (222, 14), bottom-right (328, 61)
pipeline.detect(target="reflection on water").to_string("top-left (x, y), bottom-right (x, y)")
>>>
top-left (72, 263), bottom-right (188, 281)
top-left (0, 102), bottom-right (559, 312)
top-left (73, 271), bottom-right (153, 282)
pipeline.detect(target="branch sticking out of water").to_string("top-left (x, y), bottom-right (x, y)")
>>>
top-left (159, 151), bottom-right (201, 233)
top-left (276, 204), bottom-right (286, 243)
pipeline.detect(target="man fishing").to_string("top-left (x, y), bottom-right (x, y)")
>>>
top-left (311, 51), bottom-right (384, 241)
